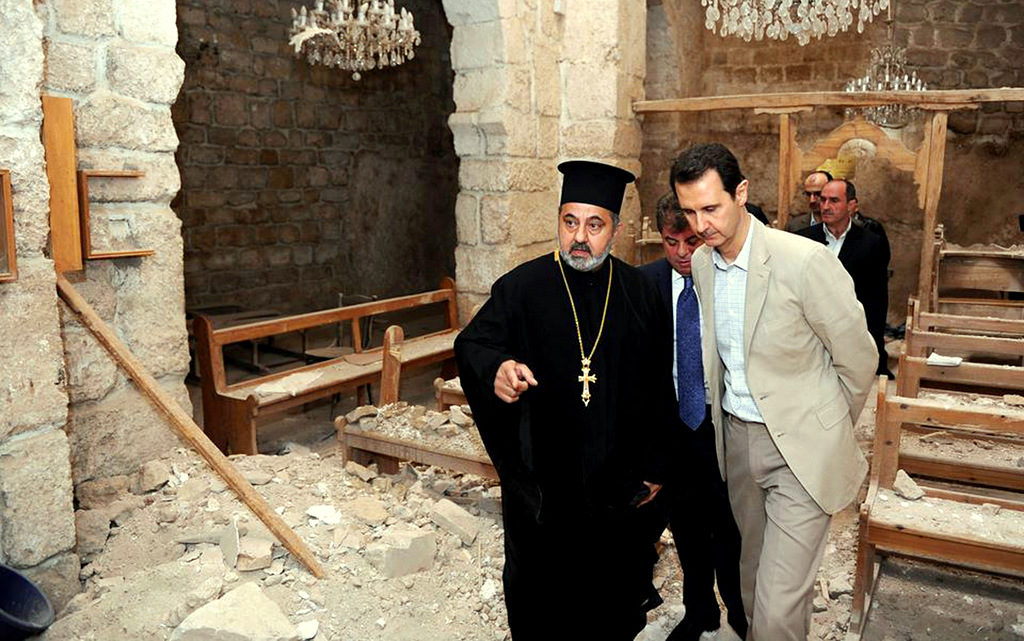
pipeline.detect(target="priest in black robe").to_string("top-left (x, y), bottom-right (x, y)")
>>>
top-left (455, 161), bottom-right (679, 640)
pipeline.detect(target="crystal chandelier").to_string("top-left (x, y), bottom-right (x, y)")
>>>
top-left (702, 0), bottom-right (888, 46)
top-left (844, 5), bottom-right (926, 128)
top-left (289, 0), bottom-right (421, 81)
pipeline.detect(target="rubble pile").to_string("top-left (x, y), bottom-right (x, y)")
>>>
top-left (42, 445), bottom-right (511, 641)
top-left (343, 403), bottom-right (487, 459)
top-left (35, 400), bottom-right (890, 641)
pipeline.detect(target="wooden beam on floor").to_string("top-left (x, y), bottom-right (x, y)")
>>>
top-left (56, 274), bottom-right (326, 579)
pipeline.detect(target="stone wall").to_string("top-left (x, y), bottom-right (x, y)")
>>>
top-left (445, 0), bottom-right (647, 317)
top-left (0, 0), bottom-right (189, 611)
top-left (0, 0), bottom-right (77, 611)
top-left (642, 0), bottom-right (1024, 322)
top-left (173, 0), bottom-right (458, 315)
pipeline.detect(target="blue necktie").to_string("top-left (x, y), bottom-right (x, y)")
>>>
top-left (677, 276), bottom-right (705, 430)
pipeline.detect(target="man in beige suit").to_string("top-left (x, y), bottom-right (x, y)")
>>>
top-left (669, 143), bottom-right (876, 641)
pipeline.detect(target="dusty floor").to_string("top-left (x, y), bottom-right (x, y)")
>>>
top-left (32, 356), bottom-right (1024, 641)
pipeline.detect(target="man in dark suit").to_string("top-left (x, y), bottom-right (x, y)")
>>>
top-left (640, 193), bottom-right (746, 641)
top-left (850, 196), bottom-right (891, 267)
top-left (797, 179), bottom-right (890, 377)
top-left (785, 170), bottom-right (832, 232)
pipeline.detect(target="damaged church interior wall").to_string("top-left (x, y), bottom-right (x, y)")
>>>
top-left (0, 0), bottom-right (188, 611)
top-left (642, 0), bottom-right (1024, 323)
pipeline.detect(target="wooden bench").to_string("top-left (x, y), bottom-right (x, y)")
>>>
top-left (336, 424), bottom-right (497, 480)
top-left (922, 224), bottom-right (1024, 318)
top-left (896, 321), bottom-right (1024, 493)
top-left (904, 297), bottom-right (1024, 364)
top-left (849, 379), bottom-right (1024, 639)
top-left (194, 279), bottom-right (459, 455)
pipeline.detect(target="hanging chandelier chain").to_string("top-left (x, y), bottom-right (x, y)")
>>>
top-left (844, 2), bottom-right (927, 129)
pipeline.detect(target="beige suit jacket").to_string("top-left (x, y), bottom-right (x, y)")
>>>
top-left (692, 218), bottom-right (876, 515)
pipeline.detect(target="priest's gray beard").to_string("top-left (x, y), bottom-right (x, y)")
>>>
top-left (560, 239), bottom-right (614, 272)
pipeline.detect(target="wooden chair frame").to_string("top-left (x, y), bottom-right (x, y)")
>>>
top-left (849, 380), bottom-right (1024, 639)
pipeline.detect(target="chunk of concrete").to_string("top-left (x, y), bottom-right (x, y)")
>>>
top-left (170, 581), bottom-right (299, 641)
top-left (345, 405), bottom-right (378, 424)
top-left (449, 405), bottom-right (474, 427)
top-left (295, 620), bottom-right (319, 640)
top-left (75, 509), bottom-right (110, 559)
top-left (236, 537), bottom-right (274, 571)
top-left (347, 496), bottom-right (388, 526)
top-left (366, 525), bottom-right (436, 578)
top-left (345, 460), bottom-right (377, 482)
top-left (76, 475), bottom-right (130, 509)
top-left (133, 460), bottom-right (171, 494)
top-left (892, 469), bottom-right (924, 500)
top-left (243, 469), bottom-right (274, 486)
top-left (306, 505), bottom-right (342, 525)
top-left (431, 498), bottom-right (480, 545)
top-left (218, 520), bottom-right (239, 568)
top-left (828, 575), bottom-right (853, 598)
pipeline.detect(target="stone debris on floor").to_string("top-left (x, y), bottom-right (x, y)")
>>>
top-left (344, 402), bottom-right (487, 459)
top-left (33, 396), bottom-right (1024, 641)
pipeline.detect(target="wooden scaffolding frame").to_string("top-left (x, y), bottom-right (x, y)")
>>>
top-left (634, 88), bottom-right (1024, 302)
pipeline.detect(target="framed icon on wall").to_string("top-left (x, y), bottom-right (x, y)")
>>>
top-left (0, 170), bottom-right (16, 283)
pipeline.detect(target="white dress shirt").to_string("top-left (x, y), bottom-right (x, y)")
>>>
top-left (823, 219), bottom-right (851, 256)
top-left (711, 214), bottom-right (765, 423)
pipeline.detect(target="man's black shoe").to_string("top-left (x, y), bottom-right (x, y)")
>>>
top-left (665, 614), bottom-right (720, 641)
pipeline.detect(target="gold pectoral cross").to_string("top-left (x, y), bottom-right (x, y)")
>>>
top-left (578, 357), bottom-right (597, 407)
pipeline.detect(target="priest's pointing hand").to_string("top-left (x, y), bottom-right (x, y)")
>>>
top-left (494, 359), bottom-right (538, 403)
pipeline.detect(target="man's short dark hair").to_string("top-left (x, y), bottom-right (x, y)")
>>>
top-left (829, 178), bottom-right (856, 202)
top-left (654, 192), bottom-right (689, 233)
top-left (810, 170), bottom-right (834, 182)
top-left (669, 143), bottom-right (745, 197)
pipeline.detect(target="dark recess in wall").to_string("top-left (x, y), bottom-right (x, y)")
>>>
top-left (172, 0), bottom-right (458, 315)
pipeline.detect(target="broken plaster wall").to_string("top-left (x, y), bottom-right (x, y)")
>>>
top-left (0, 0), bottom-right (189, 612)
top-left (445, 0), bottom-right (646, 317)
top-left (642, 1), bottom-right (1024, 322)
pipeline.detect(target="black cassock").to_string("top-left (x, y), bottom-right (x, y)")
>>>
top-left (454, 253), bottom-right (678, 639)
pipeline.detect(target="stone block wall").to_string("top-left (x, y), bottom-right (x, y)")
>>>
top-left (0, 0), bottom-right (77, 611)
top-left (173, 0), bottom-right (458, 315)
top-left (642, 0), bottom-right (1024, 322)
top-left (0, 0), bottom-right (189, 611)
top-left (445, 0), bottom-right (647, 316)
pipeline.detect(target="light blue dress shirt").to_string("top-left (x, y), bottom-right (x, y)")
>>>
top-left (711, 215), bottom-right (765, 423)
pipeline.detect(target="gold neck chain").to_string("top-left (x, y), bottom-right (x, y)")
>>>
top-left (554, 250), bottom-right (614, 407)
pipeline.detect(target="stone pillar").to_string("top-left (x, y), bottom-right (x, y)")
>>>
top-left (561, 0), bottom-right (646, 261)
top-left (639, 1), bottom-right (704, 219)
top-left (1, 0), bottom-right (188, 611)
top-left (0, 0), bottom-right (78, 611)
top-left (43, 0), bottom-right (190, 493)
top-left (444, 0), bottom-right (647, 317)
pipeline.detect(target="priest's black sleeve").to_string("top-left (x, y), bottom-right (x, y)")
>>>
top-left (453, 276), bottom-right (519, 479)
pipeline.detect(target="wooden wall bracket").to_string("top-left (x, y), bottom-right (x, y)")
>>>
top-left (0, 170), bottom-right (16, 283)
top-left (77, 169), bottom-right (155, 260)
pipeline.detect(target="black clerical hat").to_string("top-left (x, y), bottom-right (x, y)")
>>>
top-left (557, 160), bottom-right (636, 215)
